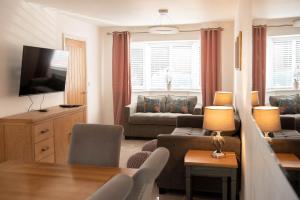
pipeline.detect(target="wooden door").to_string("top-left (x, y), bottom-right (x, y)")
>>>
top-left (65, 38), bottom-right (87, 105)
top-left (0, 125), bottom-right (5, 163)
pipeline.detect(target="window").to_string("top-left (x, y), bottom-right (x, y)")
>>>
top-left (267, 35), bottom-right (300, 89)
top-left (130, 40), bottom-right (200, 90)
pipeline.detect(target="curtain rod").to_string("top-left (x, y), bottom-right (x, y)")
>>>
top-left (106, 27), bottom-right (224, 35)
top-left (253, 24), bottom-right (293, 28)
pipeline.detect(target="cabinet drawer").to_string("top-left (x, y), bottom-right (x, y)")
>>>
top-left (33, 121), bottom-right (54, 143)
top-left (35, 138), bottom-right (54, 161)
top-left (38, 154), bottom-right (55, 163)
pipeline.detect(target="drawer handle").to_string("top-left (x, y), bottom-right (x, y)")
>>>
top-left (40, 129), bottom-right (49, 134)
top-left (41, 146), bottom-right (50, 152)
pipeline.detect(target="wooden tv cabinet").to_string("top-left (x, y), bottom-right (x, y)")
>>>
top-left (0, 106), bottom-right (86, 164)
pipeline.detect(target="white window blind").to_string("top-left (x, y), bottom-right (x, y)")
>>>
top-left (267, 35), bottom-right (300, 89)
top-left (131, 47), bottom-right (144, 89)
top-left (130, 40), bottom-right (200, 90)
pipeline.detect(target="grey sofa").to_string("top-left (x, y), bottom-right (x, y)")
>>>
top-left (123, 95), bottom-right (202, 138)
top-left (270, 94), bottom-right (300, 132)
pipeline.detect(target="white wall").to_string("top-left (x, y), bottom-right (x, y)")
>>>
top-left (99, 22), bottom-right (234, 124)
top-left (234, 0), bottom-right (298, 199)
top-left (0, 0), bottom-right (101, 123)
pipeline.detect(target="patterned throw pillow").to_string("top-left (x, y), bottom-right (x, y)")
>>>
top-left (144, 97), bottom-right (161, 112)
top-left (167, 95), bottom-right (195, 114)
top-left (187, 96), bottom-right (197, 114)
top-left (136, 95), bottom-right (166, 112)
top-left (169, 98), bottom-right (189, 114)
top-left (269, 95), bottom-right (297, 114)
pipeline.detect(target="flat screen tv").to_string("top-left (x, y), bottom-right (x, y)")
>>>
top-left (19, 46), bottom-right (69, 96)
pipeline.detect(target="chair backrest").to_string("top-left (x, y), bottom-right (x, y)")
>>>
top-left (126, 147), bottom-right (170, 200)
top-left (68, 124), bottom-right (123, 167)
top-left (87, 174), bottom-right (133, 200)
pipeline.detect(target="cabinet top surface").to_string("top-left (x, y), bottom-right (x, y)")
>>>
top-left (0, 106), bottom-right (86, 124)
top-left (184, 150), bottom-right (238, 168)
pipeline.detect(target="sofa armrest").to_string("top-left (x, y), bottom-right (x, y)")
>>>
top-left (176, 115), bottom-right (204, 128)
top-left (123, 103), bottom-right (137, 123)
top-left (192, 104), bottom-right (202, 115)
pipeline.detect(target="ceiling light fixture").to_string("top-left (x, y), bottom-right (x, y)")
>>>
top-left (149, 9), bottom-right (179, 35)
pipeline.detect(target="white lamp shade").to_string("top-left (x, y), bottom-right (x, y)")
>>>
top-left (251, 91), bottom-right (259, 106)
top-left (253, 106), bottom-right (281, 132)
top-left (203, 106), bottom-right (235, 131)
top-left (213, 91), bottom-right (233, 106)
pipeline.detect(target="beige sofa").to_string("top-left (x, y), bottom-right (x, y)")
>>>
top-left (123, 95), bottom-right (202, 138)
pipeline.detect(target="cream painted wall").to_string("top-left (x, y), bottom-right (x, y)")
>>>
top-left (0, 0), bottom-right (101, 123)
top-left (99, 22), bottom-right (234, 124)
top-left (234, 0), bottom-right (298, 199)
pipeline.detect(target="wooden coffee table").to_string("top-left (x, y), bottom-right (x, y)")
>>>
top-left (184, 150), bottom-right (238, 200)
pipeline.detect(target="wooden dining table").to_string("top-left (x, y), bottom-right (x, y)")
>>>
top-left (0, 160), bottom-right (137, 200)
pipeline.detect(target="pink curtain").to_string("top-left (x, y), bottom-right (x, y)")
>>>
top-left (201, 28), bottom-right (222, 107)
top-left (252, 25), bottom-right (267, 105)
top-left (112, 31), bottom-right (131, 125)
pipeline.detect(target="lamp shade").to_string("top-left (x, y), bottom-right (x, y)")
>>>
top-left (251, 91), bottom-right (259, 106)
top-left (203, 106), bottom-right (235, 131)
top-left (253, 106), bottom-right (281, 132)
top-left (213, 91), bottom-right (233, 106)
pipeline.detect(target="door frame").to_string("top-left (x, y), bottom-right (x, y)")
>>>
top-left (63, 33), bottom-right (88, 105)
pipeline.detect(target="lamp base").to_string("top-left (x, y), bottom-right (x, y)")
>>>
top-left (212, 150), bottom-right (225, 159)
top-left (264, 132), bottom-right (272, 142)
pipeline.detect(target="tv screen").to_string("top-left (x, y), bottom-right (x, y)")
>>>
top-left (19, 46), bottom-right (69, 96)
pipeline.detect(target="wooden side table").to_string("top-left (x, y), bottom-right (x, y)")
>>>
top-left (184, 150), bottom-right (238, 200)
top-left (276, 153), bottom-right (300, 194)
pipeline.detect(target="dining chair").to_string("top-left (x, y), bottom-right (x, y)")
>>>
top-left (68, 124), bottom-right (123, 167)
top-left (87, 174), bottom-right (133, 200)
top-left (126, 147), bottom-right (170, 200)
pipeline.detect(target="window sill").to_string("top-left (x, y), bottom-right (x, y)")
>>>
top-left (132, 89), bottom-right (201, 93)
top-left (266, 88), bottom-right (300, 93)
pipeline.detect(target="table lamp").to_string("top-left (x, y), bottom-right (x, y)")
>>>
top-left (213, 91), bottom-right (233, 106)
top-left (253, 106), bottom-right (281, 140)
top-left (203, 106), bottom-right (235, 158)
top-left (251, 91), bottom-right (259, 107)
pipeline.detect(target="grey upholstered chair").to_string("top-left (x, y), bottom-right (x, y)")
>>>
top-left (68, 124), bottom-right (123, 167)
top-left (87, 174), bottom-right (133, 200)
top-left (126, 147), bottom-right (170, 200)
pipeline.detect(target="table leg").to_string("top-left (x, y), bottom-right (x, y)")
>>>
top-left (186, 166), bottom-right (191, 200)
top-left (231, 170), bottom-right (237, 200)
top-left (222, 177), bottom-right (228, 200)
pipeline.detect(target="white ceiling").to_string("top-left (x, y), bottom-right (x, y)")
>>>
top-left (27, 0), bottom-right (238, 26)
top-left (27, 0), bottom-right (300, 27)
top-left (252, 0), bottom-right (300, 19)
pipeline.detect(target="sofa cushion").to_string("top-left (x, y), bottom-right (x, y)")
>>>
top-left (129, 113), bottom-right (192, 125)
top-left (136, 95), bottom-right (167, 112)
top-left (269, 94), bottom-right (298, 114)
top-left (171, 127), bottom-right (208, 136)
top-left (166, 95), bottom-right (197, 114)
top-left (144, 97), bottom-right (161, 112)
